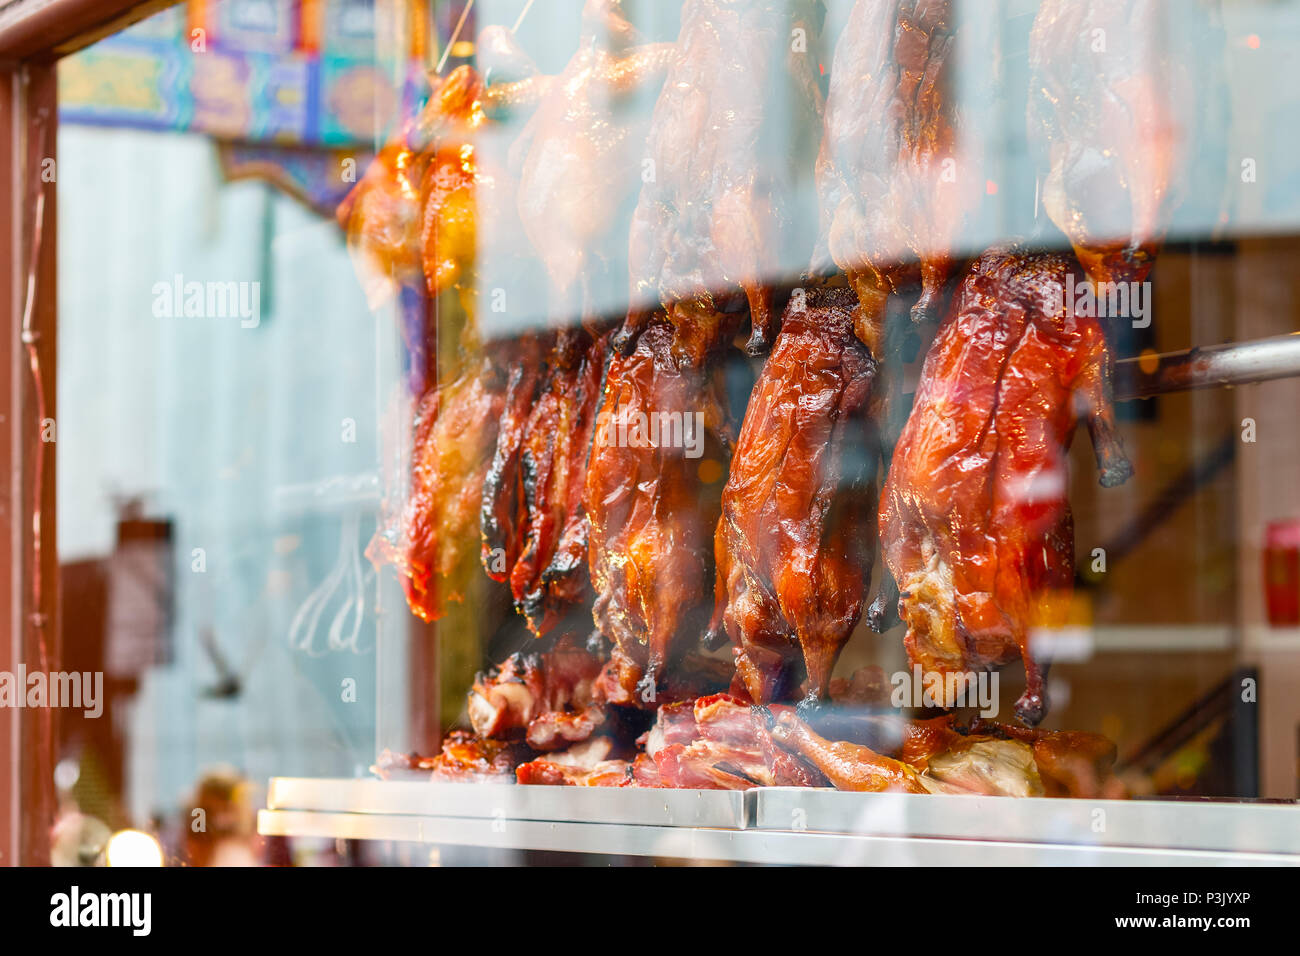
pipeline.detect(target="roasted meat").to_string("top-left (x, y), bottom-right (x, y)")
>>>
top-left (480, 329), bottom-right (613, 635)
top-left (618, 0), bottom-right (824, 366)
top-left (339, 64), bottom-right (524, 309)
top-left (970, 718), bottom-right (1121, 798)
top-left (337, 66), bottom-right (465, 308)
top-left (516, 0), bottom-right (673, 327)
top-left (427, 731), bottom-right (531, 782)
top-left (585, 321), bottom-right (733, 703)
top-left (413, 67), bottom-right (484, 307)
top-left (655, 695), bottom-right (769, 789)
top-left (516, 759), bottom-right (634, 787)
top-left (763, 710), bottom-right (1121, 798)
top-left (353, 62), bottom-right (549, 624)
top-left (710, 285), bottom-right (880, 706)
top-left (594, 644), bottom-right (733, 709)
top-left (368, 354), bottom-right (506, 621)
top-left (467, 635), bottom-right (606, 751)
top-left (339, 50), bottom-right (550, 383)
top-left (480, 334), bottom-right (549, 581)
top-left (636, 694), bottom-right (826, 788)
top-left (878, 247), bottom-right (1133, 725)
top-left (337, 96), bottom-right (452, 393)
top-left (813, 0), bottom-right (998, 635)
top-left (516, 737), bottom-right (634, 786)
top-left (1028, 0), bottom-right (1196, 287)
top-left (761, 706), bottom-right (927, 793)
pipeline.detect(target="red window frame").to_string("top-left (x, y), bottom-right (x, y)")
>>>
top-left (0, 0), bottom-right (183, 866)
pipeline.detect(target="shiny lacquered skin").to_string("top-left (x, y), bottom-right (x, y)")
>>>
top-left (710, 285), bottom-right (881, 707)
top-left (878, 247), bottom-right (1132, 725)
top-left (480, 334), bottom-right (549, 586)
top-left (367, 354), bottom-right (507, 622)
top-left (585, 321), bottom-right (733, 703)
top-left (502, 328), bottom-right (615, 637)
top-left (814, 0), bottom-right (998, 633)
top-left (759, 705), bottom-right (927, 793)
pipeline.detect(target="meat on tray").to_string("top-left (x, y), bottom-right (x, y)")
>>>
top-left (348, 6), bottom-right (1151, 802)
top-left (467, 634), bottom-right (606, 750)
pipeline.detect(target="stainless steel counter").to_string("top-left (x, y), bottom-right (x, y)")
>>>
top-left (258, 778), bottom-right (1300, 866)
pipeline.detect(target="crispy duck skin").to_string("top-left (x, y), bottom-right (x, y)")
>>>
top-left (814, 0), bottom-right (995, 635)
top-left (339, 49), bottom-right (548, 369)
top-left (339, 65), bottom-right (498, 306)
top-left (510, 328), bottom-right (615, 635)
top-left (1028, 0), bottom-right (1191, 287)
top-left (585, 321), bottom-right (733, 702)
top-left (763, 710), bottom-right (1121, 797)
top-left (710, 285), bottom-right (880, 706)
top-left (480, 334), bottom-right (549, 581)
top-left (427, 731), bottom-right (531, 782)
top-left (481, 329), bottom-right (612, 635)
top-left (414, 67), bottom-right (483, 305)
top-left (337, 138), bottom-right (427, 309)
top-left (517, 0), bottom-right (674, 327)
top-left (467, 635), bottom-right (605, 747)
top-left (879, 247), bottom-right (1133, 725)
top-left (816, 0), bottom-right (985, 339)
top-left (618, 0), bottom-right (824, 366)
top-left (367, 354), bottom-right (506, 621)
top-left (761, 706), bottom-right (927, 793)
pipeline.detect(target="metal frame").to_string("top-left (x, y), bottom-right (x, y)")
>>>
top-left (1115, 332), bottom-right (1300, 400)
top-left (258, 778), bottom-right (1300, 866)
top-left (0, 0), bottom-right (183, 867)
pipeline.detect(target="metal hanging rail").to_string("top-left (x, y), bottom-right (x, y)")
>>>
top-left (1115, 332), bottom-right (1300, 400)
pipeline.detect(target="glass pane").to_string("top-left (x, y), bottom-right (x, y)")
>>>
top-left (48, 0), bottom-right (1300, 867)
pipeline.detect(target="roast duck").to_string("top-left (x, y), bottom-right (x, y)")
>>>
top-left (346, 0), bottom-right (1223, 796)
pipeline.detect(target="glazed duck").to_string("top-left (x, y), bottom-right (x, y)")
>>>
top-left (585, 320), bottom-right (733, 705)
top-left (710, 285), bottom-right (881, 707)
top-left (878, 246), bottom-right (1132, 725)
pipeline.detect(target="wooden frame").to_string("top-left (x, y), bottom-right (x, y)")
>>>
top-left (0, 0), bottom-right (180, 866)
